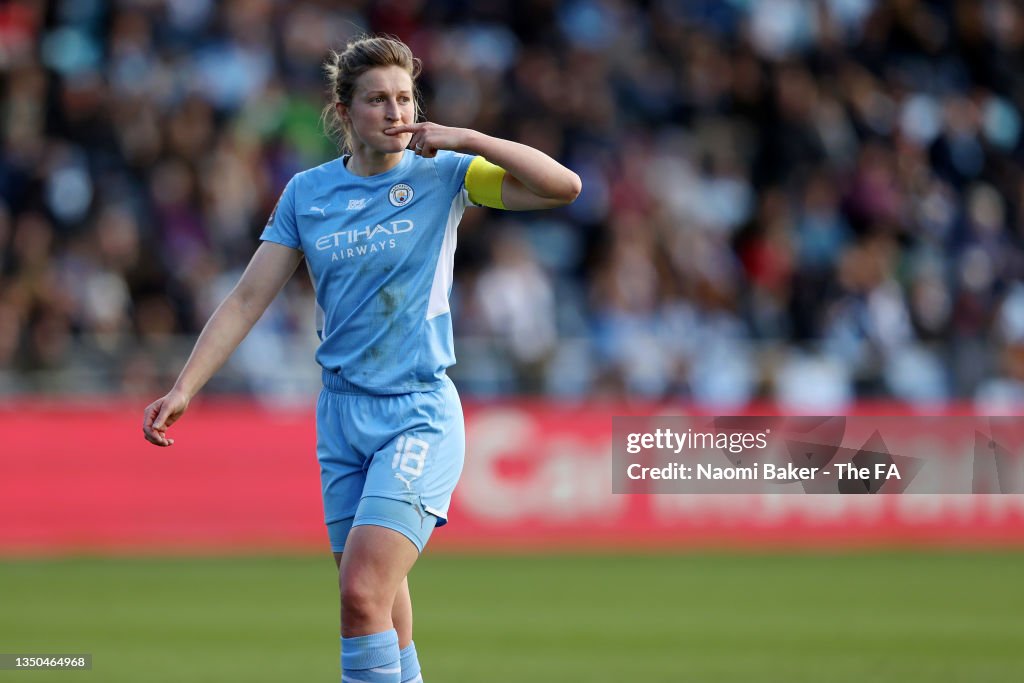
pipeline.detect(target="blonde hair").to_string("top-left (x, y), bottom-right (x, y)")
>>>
top-left (322, 35), bottom-right (422, 153)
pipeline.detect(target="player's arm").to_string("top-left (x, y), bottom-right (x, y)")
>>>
top-left (142, 242), bottom-right (303, 446)
top-left (384, 123), bottom-right (581, 210)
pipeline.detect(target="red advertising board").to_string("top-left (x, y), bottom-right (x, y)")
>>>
top-left (1, 400), bottom-right (1022, 555)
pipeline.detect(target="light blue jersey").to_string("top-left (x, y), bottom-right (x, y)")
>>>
top-left (261, 149), bottom-right (476, 393)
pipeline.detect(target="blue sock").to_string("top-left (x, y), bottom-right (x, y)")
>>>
top-left (341, 629), bottom-right (401, 683)
top-left (399, 641), bottom-right (422, 683)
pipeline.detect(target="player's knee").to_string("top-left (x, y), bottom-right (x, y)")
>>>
top-left (339, 569), bottom-right (390, 622)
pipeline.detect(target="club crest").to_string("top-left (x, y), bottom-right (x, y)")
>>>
top-left (388, 183), bottom-right (414, 207)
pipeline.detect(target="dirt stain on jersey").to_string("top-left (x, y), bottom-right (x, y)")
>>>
top-left (379, 287), bottom-right (400, 317)
top-left (363, 286), bottom-right (404, 366)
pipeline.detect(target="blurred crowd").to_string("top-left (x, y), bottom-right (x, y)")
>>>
top-left (3, 0), bottom-right (1024, 408)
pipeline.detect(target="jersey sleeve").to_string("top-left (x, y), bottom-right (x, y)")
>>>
top-left (259, 177), bottom-right (301, 251)
top-left (433, 151), bottom-right (477, 201)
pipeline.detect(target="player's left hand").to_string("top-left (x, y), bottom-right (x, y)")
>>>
top-left (385, 122), bottom-right (470, 158)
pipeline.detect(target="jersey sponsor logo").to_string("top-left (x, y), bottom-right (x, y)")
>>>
top-left (314, 219), bottom-right (414, 250)
top-left (309, 203), bottom-right (331, 216)
top-left (388, 183), bottom-right (414, 207)
top-left (346, 198), bottom-right (368, 210)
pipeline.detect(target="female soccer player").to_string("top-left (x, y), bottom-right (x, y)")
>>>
top-left (142, 35), bottom-right (580, 683)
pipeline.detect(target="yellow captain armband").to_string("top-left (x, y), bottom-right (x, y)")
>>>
top-left (465, 156), bottom-right (507, 209)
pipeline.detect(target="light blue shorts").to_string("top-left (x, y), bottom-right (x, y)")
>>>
top-left (317, 372), bottom-right (465, 553)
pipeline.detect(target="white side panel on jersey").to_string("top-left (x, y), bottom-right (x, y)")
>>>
top-left (307, 261), bottom-right (325, 339)
top-left (425, 190), bottom-right (469, 320)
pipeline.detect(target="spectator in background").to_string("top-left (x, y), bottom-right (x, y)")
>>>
top-left (473, 229), bottom-right (557, 393)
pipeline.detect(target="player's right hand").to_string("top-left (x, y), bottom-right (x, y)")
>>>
top-left (142, 390), bottom-right (190, 447)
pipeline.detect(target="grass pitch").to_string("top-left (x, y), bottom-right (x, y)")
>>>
top-left (1, 552), bottom-right (1022, 682)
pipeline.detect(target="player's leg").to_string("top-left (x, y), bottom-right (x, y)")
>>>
top-left (333, 558), bottom-right (421, 682)
top-left (340, 494), bottom-right (436, 682)
top-left (337, 523), bottom-right (420, 683)
top-left (392, 580), bottom-right (424, 683)
top-left (391, 577), bottom-right (413, 647)
top-left (339, 525), bottom-right (417, 636)
top-left (334, 554), bottom-right (414, 647)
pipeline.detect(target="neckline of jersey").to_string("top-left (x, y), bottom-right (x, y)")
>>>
top-left (339, 149), bottom-right (413, 180)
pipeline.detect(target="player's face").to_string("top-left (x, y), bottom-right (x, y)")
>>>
top-left (339, 66), bottom-right (415, 156)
